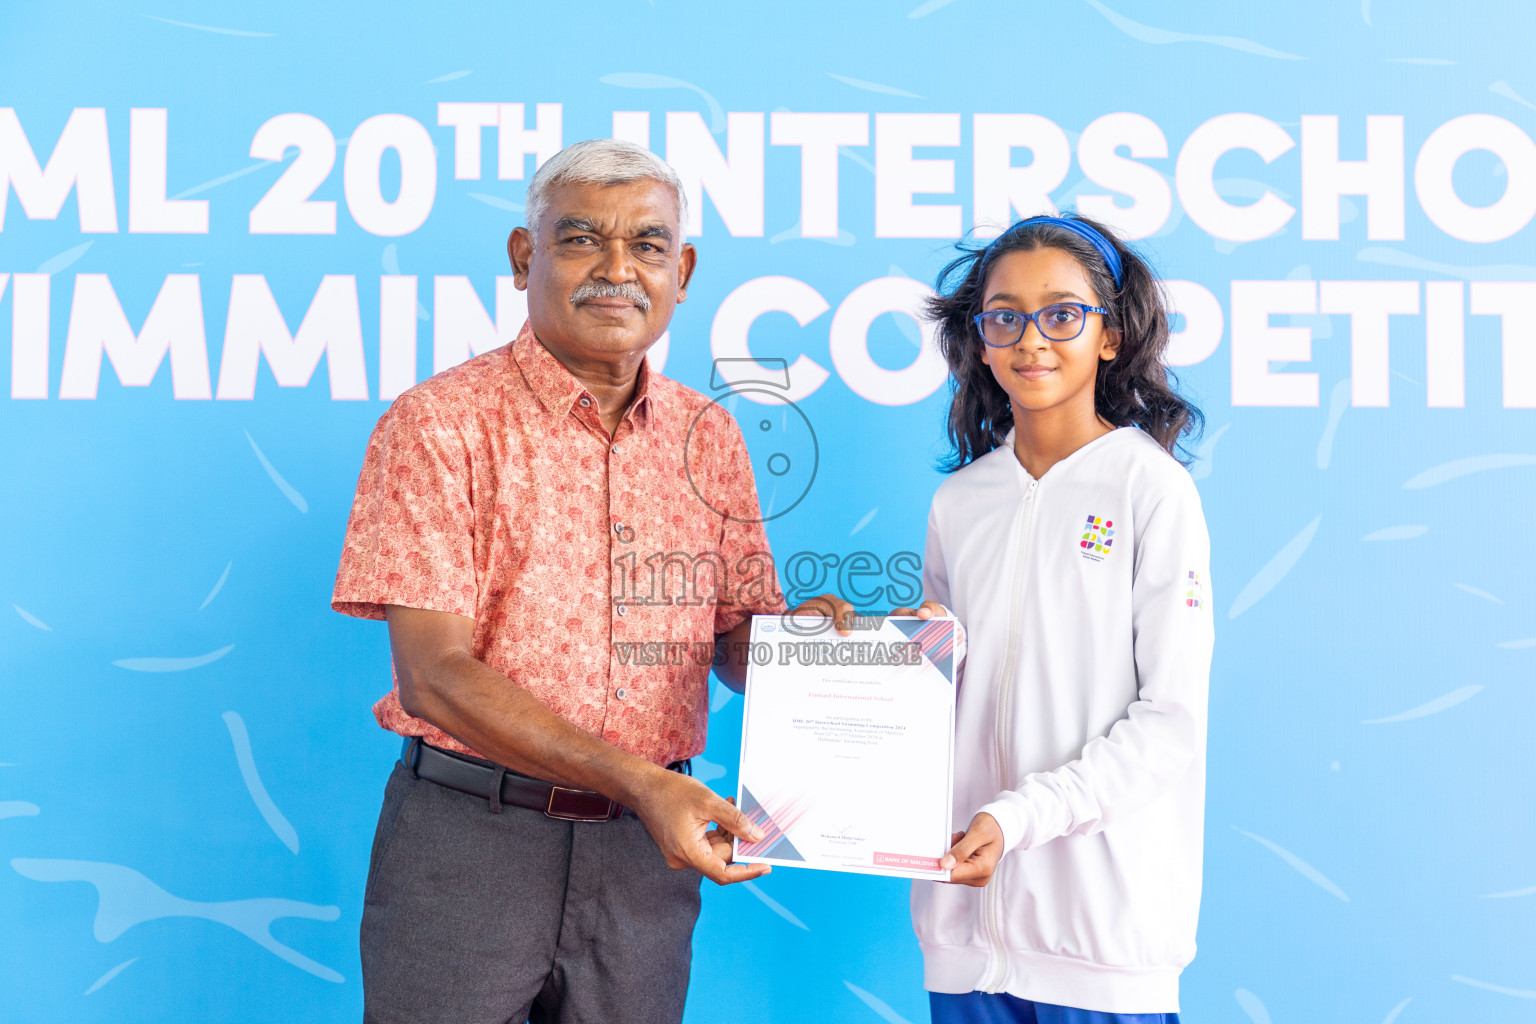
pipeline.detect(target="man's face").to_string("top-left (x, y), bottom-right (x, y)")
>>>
top-left (508, 178), bottom-right (696, 366)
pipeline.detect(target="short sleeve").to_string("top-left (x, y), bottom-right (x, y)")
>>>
top-left (707, 411), bottom-right (786, 634)
top-left (331, 395), bottom-right (478, 621)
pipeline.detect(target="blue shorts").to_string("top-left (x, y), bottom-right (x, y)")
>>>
top-left (930, 991), bottom-right (1180, 1024)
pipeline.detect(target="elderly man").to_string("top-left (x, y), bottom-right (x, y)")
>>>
top-left (332, 139), bottom-right (849, 1023)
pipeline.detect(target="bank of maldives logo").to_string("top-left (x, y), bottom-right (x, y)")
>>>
top-left (1080, 515), bottom-right (1114, 562)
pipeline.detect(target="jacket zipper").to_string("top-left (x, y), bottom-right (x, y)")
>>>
top-left (983, 476), bottom-right (1039, 991)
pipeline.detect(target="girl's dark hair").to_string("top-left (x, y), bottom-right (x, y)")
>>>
top-left (925, 213), bottom-right (1203, 471)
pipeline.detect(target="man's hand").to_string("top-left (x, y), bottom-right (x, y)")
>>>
top-left (940, 812), bottom-right (1004, 887)
top-left (890, 599), bottom-right (950, 620)
top-left (702, 797), bottom-right (756, 876)
top-left (715, 592), bottom-right (860, 691)
top-left (789, 592), bottom-right (858, 636)
top-left (631, 769), bottom-right (772, 886)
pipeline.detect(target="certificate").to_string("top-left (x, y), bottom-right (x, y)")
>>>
top-left (733, 614), bottom-right (957, 880)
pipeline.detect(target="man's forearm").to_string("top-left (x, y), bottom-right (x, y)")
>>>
top-left (384, 606), bottom-right (769, 884)
top-left (714, 617), bottom-right (755, 693)
top-left (401, 648), bottom-right (665, 806)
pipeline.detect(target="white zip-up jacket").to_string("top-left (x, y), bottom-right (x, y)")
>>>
top-left (912, 426), bottom-right (1214, 1014)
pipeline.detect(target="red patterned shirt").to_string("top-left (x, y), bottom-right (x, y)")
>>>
top-left (333, 322), bottom-right (784, 766)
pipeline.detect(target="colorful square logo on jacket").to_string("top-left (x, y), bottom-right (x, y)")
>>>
top-left (1185, 570), bottom-right (1203, 608)
top-left (1079, 514), bottom-right (1115, 562)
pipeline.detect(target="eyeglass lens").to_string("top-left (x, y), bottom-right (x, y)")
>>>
top-left (979, 304), bottom-right (1088, 346)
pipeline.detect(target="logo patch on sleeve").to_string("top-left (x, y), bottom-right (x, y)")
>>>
top-left (1079, 514), bottom-right (1115, 563)
top-left (1185, 570), bottom-right (1203, 608)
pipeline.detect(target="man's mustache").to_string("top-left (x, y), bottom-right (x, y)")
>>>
top-left (570, 281), bottom-right (652, 313)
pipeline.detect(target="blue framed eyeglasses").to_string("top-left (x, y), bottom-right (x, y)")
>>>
top-left (973, 303), bottom-right (1108, 347)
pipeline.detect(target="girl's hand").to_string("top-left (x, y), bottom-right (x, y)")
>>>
top-left (889, 600), bottom-right (950, 619)
top-left (940, 812), bottom-right (1004, 887)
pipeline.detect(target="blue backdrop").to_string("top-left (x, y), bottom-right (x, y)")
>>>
top-left (3, 2), bottom-right (1534, 1022)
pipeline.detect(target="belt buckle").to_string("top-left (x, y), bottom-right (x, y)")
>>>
top-left (545, 786), bottom-right (614, 822)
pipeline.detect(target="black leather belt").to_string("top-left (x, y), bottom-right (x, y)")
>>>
top-left (401, 737), bottom-right (689, 822)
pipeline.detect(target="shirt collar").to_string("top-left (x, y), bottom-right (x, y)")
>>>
top-left (511, 320), bottom-right (662, 430)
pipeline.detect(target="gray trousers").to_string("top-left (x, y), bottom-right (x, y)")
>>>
top-left (360, 762), bottom-right (703, 1024)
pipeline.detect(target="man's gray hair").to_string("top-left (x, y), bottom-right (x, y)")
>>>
top-left (524, 139), bottom-right (688, 237)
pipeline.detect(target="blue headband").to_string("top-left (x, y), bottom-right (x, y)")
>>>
top-left (994, 216), bottom-right (1124, 290)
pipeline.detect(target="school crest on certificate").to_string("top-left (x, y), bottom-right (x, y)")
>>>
top-left (734, 614), bottom-right (958, 880)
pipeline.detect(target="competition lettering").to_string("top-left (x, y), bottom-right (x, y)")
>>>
top-left (3, 107), bottom-right (1533, 408)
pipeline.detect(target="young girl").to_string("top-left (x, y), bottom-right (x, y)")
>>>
top-left (895, 215), bottom-right (1212, 1024)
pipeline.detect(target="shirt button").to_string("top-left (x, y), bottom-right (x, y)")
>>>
top-left (613, 522), bottom-right (625, 534)
top-left (616, 605), bottom-right (628, 617)
top-left (615, 687), bottom-right (627, 700)
top-left (579, 396), bottom-right (591, 407)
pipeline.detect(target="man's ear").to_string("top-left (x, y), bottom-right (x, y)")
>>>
top-left (676, 242), bottom-right (698, 302)
top-left (1099, 328), bottom-right (1122, 362)
top-left (508, 227), bottom-right (534, 289)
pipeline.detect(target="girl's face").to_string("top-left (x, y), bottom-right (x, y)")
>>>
top-left (978, 246), bottom-right (1120, 421)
